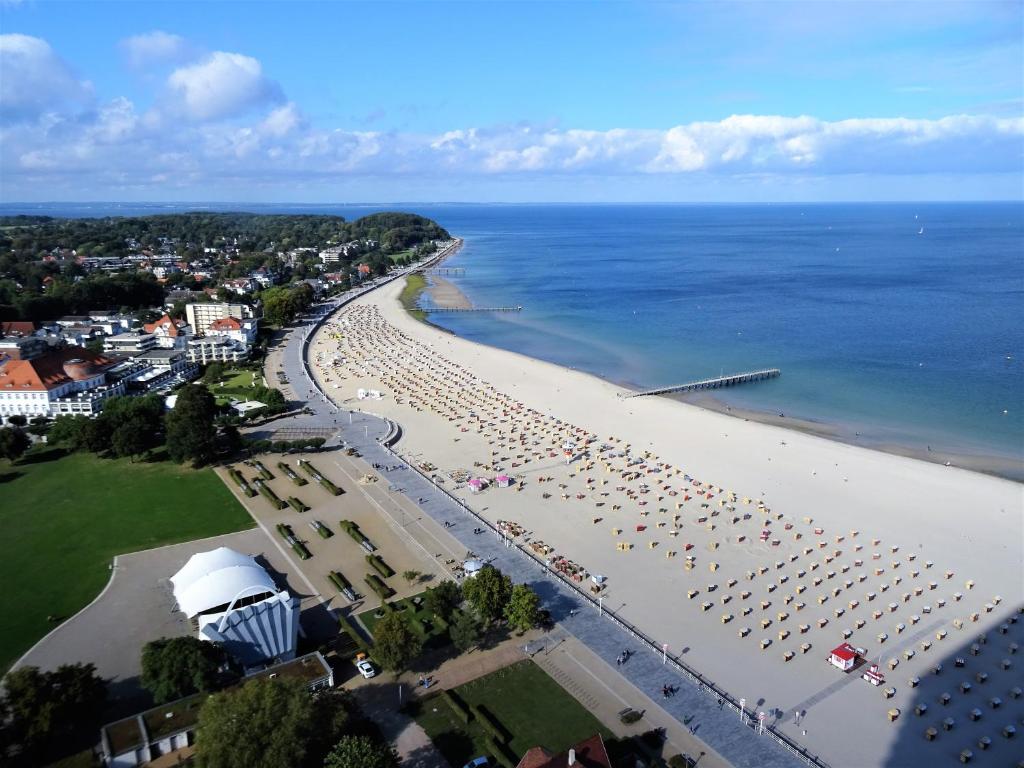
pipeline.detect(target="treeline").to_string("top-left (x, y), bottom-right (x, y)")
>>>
top-left (0, 272), bottom-right (165, 321)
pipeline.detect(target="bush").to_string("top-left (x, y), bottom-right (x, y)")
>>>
top-left (366, 554), bottom-right (394, 578)
top-left (441, 690), bottom-right (471, 724)
top-left (298, 459), bottom-right (342, 495)
top-left (277, 461), bottom-right (308, 486)
top-left (340, 520), bottom-right (371, 547)
top-left (291, 541), bottom-right (311, 559)
top-left (485, 735), bottom-right (517, 768)
top-left (253, 460), bottom-right (273, 480)
top-left (315, 521), bottom-right (333, 539)
top-left (472, 704), bottom-right (510, 744)
top-left (275, 523), bottom-right (310, 559)
top-left (228, 467), bottom-right (256, 497)
top-left (256, 479), bottom-right (287, 510)
top-left (620, 709), bottom-right (642, 725)
top-left (287, 496), bottom-right (309, 513)
top-left (364, 574), bottom-right (395, 600)
top-left (328, 571), bottom-right (352, 591)
top-left (338, 613), bottom-right (371, 655)
top-left (669, 755), bottom-right (695, 768)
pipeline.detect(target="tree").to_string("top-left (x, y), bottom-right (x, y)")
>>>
top-left (47, 415), bottom-right (91, 450)
top-left (371, 611), bottom-right (422, 672)
top-left (424, 580), bottom-right (461, 623)
top-left (165, 384), bottom-right (218, 466)
top-left (0, 426), bottom-right (30, 461)
top-left (461, 565), bottom-right (512, 625)
top-left (111, 416), bottom-right (153, 461)
top-left (1, 663), bottom-right (106, 757)
top-left (323, 735), bottom-right (399, 768)
top-left (449, 610), bottom-right (481, 653)
top-left (504, 583), bottom-right (541, 633)
top-left (202, 362), bottom-right (226, 385)
top-left (141, 636), bottom-right (227, 704)
top-left (195, 678), bottom-right (346, 768)
top-left (7, 414), bottom-right (27, 427)
top-left (401, 570), bottom-right (421, 586)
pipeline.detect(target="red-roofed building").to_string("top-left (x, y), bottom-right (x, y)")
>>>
top-left (0, 321), bottom-right (38, 337)
top-left (207, 316), bottom-right (257, 344)
top-left (143, 314), bottom-right (191, 349)
top-left (0, 345), bottom-right (125, 420)
top-left (516, 734), bottom-right (613, 768)
top-left (829, 642), bottom-right (859, 672)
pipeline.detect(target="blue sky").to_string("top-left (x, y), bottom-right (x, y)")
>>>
top-left (1, 0), bottom-right (1022, 202)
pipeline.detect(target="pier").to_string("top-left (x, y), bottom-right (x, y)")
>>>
top-left (425, 305), bottom-right (523, 313)
top-left (421, 266), bottom-right (466, 276)
top-left (622, 368), bottom-right (781, 398)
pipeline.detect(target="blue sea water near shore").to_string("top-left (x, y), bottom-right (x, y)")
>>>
top-left (4, 201), bottom-right (1022, 476)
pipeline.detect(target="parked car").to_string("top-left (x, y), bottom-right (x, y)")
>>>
top-left (353, 652), bottom-right (376, 679)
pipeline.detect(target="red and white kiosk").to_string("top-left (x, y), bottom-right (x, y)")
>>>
top-left (828, 642), bottom-right (859, 672)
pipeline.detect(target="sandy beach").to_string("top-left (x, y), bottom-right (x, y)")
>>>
top-left (309, 277), bottom-right (1023, 768)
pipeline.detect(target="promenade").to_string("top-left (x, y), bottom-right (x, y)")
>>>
top-left (269, 265), bottom-right (811, 768)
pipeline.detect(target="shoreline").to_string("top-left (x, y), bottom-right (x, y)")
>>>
top-left (412, 240), bottom-right (1021, 482)
top-left (309, 278), bottom-right (1023, 768)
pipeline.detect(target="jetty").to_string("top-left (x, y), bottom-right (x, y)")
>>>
top-left (422, 266), bottom-right (466, 276)
top-left (622, 368), bottom-right (780, 398)
top-left (426, 305), bottom-right (523, 313)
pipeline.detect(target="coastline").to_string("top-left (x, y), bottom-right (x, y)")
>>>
top-left (673, 391), bottom-right (1024, 483)
top-left (309, 277), bottom-right (1023, 768)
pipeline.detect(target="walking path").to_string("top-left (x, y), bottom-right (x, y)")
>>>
top-left (265, 274), bottom-right (809, 768)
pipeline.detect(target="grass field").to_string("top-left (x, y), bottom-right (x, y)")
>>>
top-left (0, 448), bottom-right (254, 672)
top-left (398, 274), bottom-right (428, 322)
top-left (415, 660), bottom-right (612, 767)
top-left (357, 591), bottom-right (453, 652)
top-left (209, 367), bottom-right (262, 405)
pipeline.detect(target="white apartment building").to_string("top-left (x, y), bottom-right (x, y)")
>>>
top-left (185, 336), bottom-right (250, 364)
top-left (185, 303), bottom-right (256, 337)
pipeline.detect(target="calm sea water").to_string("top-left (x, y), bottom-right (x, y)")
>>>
top-left (4, 201), bottom-right (1022, 461)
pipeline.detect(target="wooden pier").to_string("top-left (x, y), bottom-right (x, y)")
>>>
top-left (422, 266), bottom-right (466, 276)
top-left (426, 305), bottom-right (523, 313)
top-left (622, 368), bottom-right (781, 398)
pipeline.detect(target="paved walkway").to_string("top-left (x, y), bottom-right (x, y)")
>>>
top-left (267, 281), bottom-right (811, 768)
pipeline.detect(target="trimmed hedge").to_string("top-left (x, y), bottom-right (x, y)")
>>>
top-left (620, 710), bottom-right (642, 725)
top-left (366, 554), bottom-right (394, 579)
top-left (298, 459), bottom-right (342, 495)
top-left (287, 496), bottom-right (309, 513)
top-left (441, 690), bottom-right (471, 725)
top-left (254, 460), bottom-right (273, 481)
top-left (228, 467), bottom-right (256, 497)
top-left (338, 613), bottom-right (372, 656)
top-left (473, 704), bottom-right (510, 744)
top-left (340, 520), bottom-right (370, 547)
top-left (486, 736), bottom-right (517, 768)
top-left (364, 573), bottom-right (395, 600)
top-left (328, 571), bottom-right (352, 591)
top-left (277, 461), bottom-right (308, 486)
top-left (276, 522), bottom-right (311, 559)
top-left (314, 520), bottom-right (333, 539)
top-left (243, 437), bottom-right (326, 454)
top-left (256, 480), bottom-right (287, 510)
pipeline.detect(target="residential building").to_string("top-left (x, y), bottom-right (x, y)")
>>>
top-left (185, 303), bottom-right (255, 337)
top-left (142, 314), bottom-right (191, 349)
top-left (130, 349), bottom-right (189, 375)
top-left (104, 333), bottom-right (157, 354)
top-left (207, 316), bottom-right (257, 345)
top-left (185, 336), bottom-right (250, 364)
top-left (0, 345), bottom-right (124, 420)
top-left (170, 547), bottom-right (300, 668)
top-left (221, 277), bottom-right (256, 295)
top-left (516, 734), bottom-right (613, 768)
top-left (99, 653), bottom-right (333, 768)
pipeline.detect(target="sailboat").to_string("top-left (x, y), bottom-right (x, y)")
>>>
top-left (918, 227), bottom-right (924, 235)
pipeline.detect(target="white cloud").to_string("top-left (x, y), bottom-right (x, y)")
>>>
top-left (119, 31), bottom-right (188, 69)
top-left (166, 51), bottom-right (282, 121)
top-left (0, 34), bottom-right (92, 119)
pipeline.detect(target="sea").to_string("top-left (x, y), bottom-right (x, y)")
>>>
top-left (4, 201), bottom-right (1022, 473)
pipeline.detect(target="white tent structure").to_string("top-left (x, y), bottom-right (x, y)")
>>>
top-left (171, 547), bottom-right (300, 668)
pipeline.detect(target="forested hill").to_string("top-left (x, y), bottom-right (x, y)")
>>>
top-left (0, 211), bottom-right (450, 258)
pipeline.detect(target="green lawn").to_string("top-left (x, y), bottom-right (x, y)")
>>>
top-left (209, 367), bottom-right (262, 405)
top-left (358, 591), bottom-right (452, 652)
top-left (415, 660), bottom-right (612, 767)
top-left (398, 274), bottom-right (428, 322)
top-left (0, 449), bottom-right (254, 672)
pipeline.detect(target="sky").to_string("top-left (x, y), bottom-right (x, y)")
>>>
top-left (0, 0), bottom-right (1022, 202)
